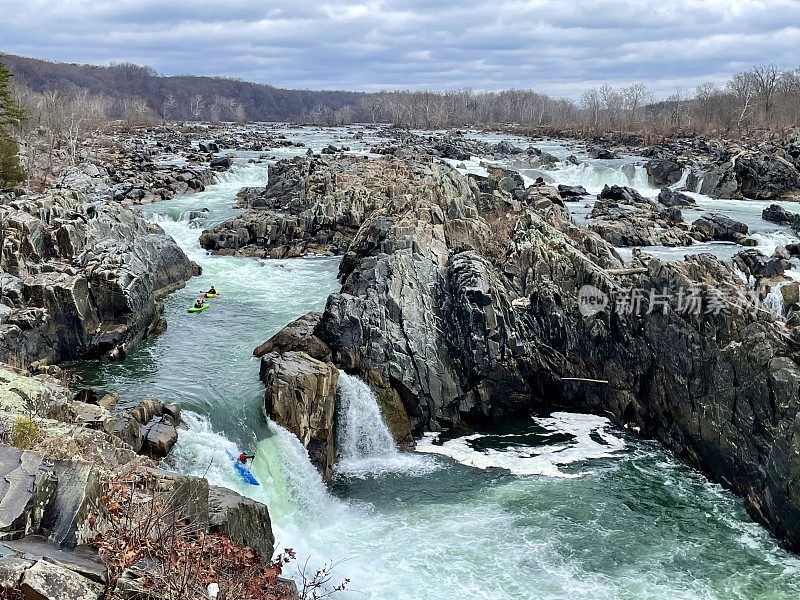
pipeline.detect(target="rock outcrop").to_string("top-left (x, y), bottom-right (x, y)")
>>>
top-left (657, 187), bottom-right (696, 208)
top-left (690, 212), bottom-right (749, 242)
top-left (763, 203), bottom-right (800, 230)
top-left (701, 152), bottom-right (800, 200)
top-left (254, 152), bottom-right (800, 552)
top-left (199, 154), bottom-right (413, 258)
top-left (0, 192), bottom-right (199, 365)
top-left (645, 156), bottom-right (684, 186)
top-left (588, 185), bottom-right (693, 246)
top-left (260, 350), bottom-right (339, 480)
top-left (0, 366), bottom-right (277, 597)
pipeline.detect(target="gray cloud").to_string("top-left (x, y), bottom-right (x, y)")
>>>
top-left (1, 0), bottom-right (798, 97)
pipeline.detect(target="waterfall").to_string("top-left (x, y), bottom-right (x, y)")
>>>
top-left (335, 372), bottom-right (439, 478)
top-left (762, 282), bottom-right (788, 318)
top-left (336, 372), bottom-right (397, 460)
top-left (670, 168), bottom-right (690, 191)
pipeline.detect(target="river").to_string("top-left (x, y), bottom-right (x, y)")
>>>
top-left (76, 125), bottom-right (800, 599)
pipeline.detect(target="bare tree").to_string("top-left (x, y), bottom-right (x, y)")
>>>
top-left (752, 63), bottom-right (780, 118)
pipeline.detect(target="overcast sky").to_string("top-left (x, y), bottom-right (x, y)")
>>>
top-left (1, 0), bottom-right (798, 98)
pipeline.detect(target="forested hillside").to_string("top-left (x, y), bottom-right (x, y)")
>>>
top-left (2, 53), bottom-right (361, 122)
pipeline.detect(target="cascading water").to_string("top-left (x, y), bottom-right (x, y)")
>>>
top-left (336, 372), bottom-right (397, 460)
top-left (76, 126), bottom-right (800, 599)
top-left (762, 282), bottom-right (789, 318)
top-left (335, 372), bottom-right (438, 478)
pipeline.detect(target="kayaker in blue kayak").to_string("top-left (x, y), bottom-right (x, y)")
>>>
top-left (238, 451), bottom-right (255, 464)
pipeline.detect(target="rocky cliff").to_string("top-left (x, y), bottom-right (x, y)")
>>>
top-left (253, 150), bottom-right (800, 551)
top-left (0, 191), bottom-right (199, 366)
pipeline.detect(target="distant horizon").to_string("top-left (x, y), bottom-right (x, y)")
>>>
top-left (1, 0), bottom-right (798, 99)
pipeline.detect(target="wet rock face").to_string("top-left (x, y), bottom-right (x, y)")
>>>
top-left (260, 350), bottom-right (339, 481)
top-left (0, 193), bottom-right (199, 365)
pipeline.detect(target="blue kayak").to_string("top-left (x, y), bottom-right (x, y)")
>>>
top-left (227, 451), bottom-right (260, 486)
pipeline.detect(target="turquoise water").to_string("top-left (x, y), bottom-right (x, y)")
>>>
top-left (75, 127), bottom-right (800, 599)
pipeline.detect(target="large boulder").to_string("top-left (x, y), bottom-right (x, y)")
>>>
top-left (690, 212), bottom-right (749, 242)
top-left (588, 146), bottom-right (618, 159)
top-left (762, 203), bottom-right (800, 230)
top-left (645, 157), bottom-right (683, 186)
top-left (557, 184), bottom-right (588, 199)
top-left (260, 351), bottom-right (339, 480)
top-left (199, 154), bottom-right (405, 258)
top-left (20, 559), bottom-right (103, 600)
top-left (657, 187), bottom-right (696, 208)
top-left (253, 312), bottom-right (331, 361)
top-left (208, 486), bottom-right (274, 559)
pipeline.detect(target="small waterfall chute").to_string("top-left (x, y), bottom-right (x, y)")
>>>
top-left (762, 281), bottom-right (790, 318)
top-left (335, 372), bottom-right (440, 478)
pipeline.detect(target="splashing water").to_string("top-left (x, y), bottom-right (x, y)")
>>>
top-left (335, 372), bottom-right (439, 479)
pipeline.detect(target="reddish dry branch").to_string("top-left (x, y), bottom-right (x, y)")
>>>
top-left (90, 477), bottom-right (298, 600)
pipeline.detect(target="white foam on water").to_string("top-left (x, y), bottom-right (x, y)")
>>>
top-left (670, 168), bottom-right (690, 190)
top-left (416, 412), bottom-right (626, 478)
top-left (335, 372), bottom-right (440, 479)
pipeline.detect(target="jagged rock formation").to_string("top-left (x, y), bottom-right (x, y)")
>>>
top-left (700, 152), bottom-right (800, 200)
top-left (588, 185), bottom-right (693, 246)
top-left (254, 152), bottom-right (800, 551)
top-left (200, 153), bottom-right (421, 257)
top-left (0, 192), bottom-right (199, 365)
